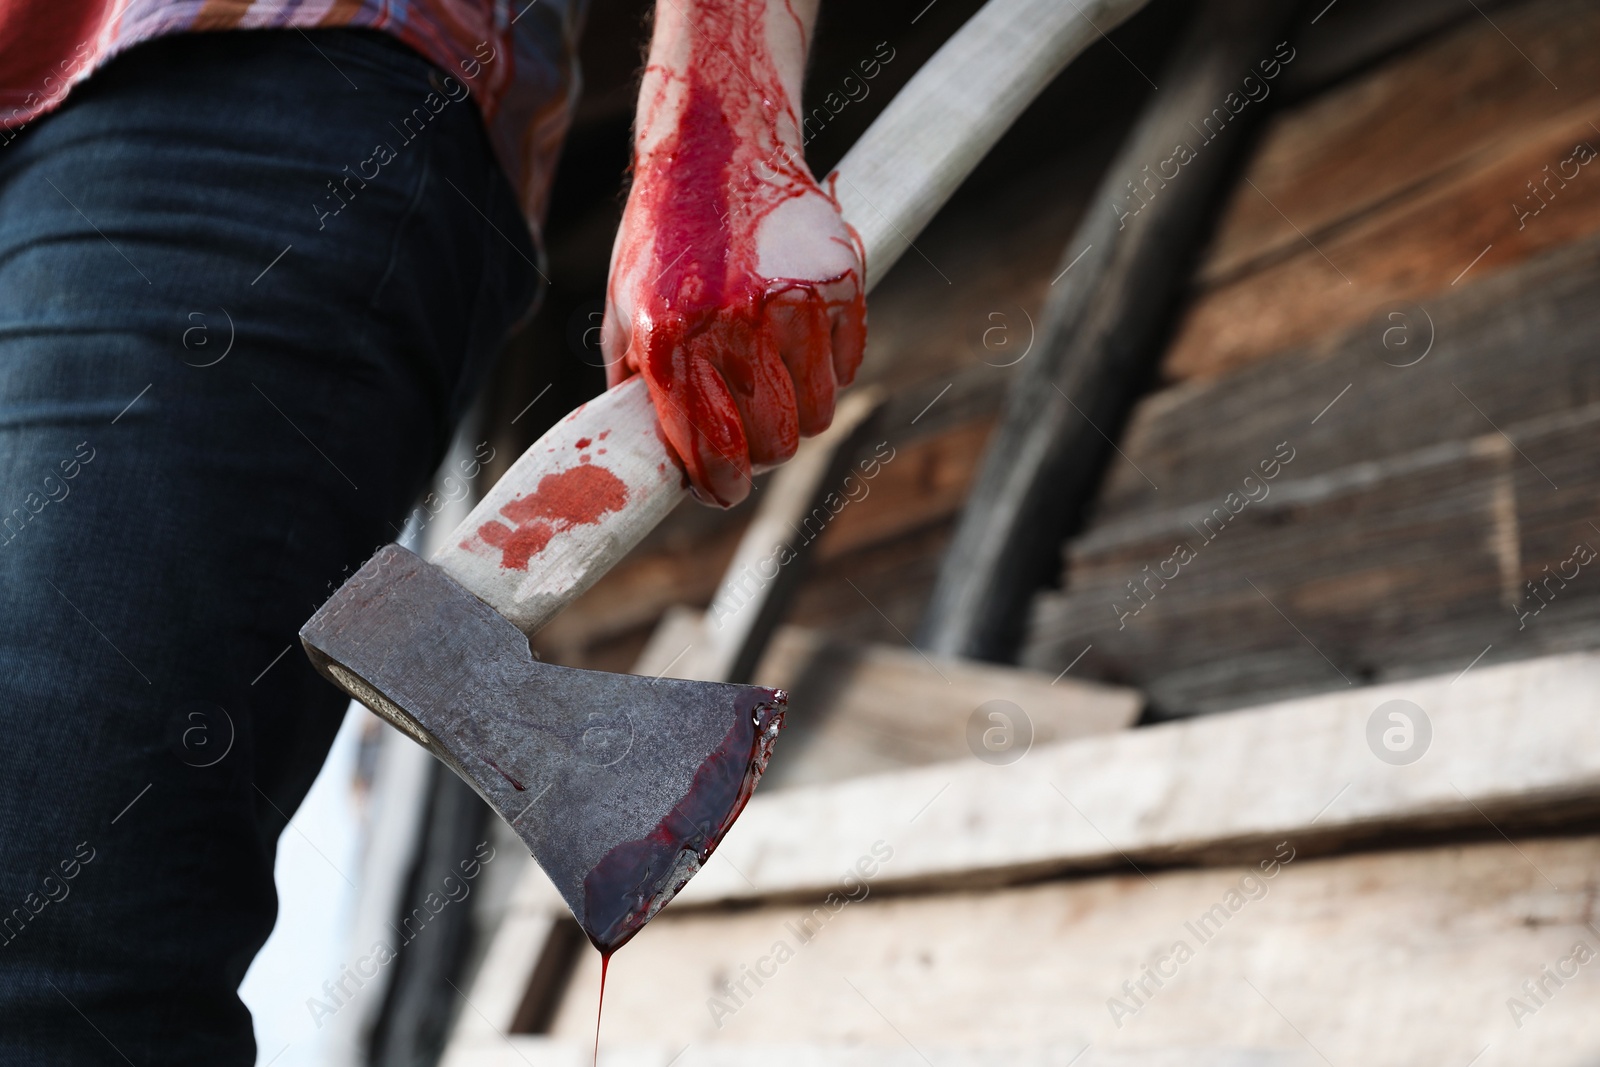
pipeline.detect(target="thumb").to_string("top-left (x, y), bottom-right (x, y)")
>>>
top-left (601, 298), bottom-right (632, 388)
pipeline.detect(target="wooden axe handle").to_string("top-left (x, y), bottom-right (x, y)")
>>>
top-left (434, 0), bottom-right (1151, 634)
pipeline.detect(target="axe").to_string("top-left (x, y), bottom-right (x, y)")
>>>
top-left (300, 0), bottom-right (1151, 956)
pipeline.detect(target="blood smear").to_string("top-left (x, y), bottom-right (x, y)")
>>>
top-left (581, 687), bottom-right (785, 955)
top-left (584, 688), bottom-right (784, 1064)
top-left (476, 464), bottom-right (628, 570)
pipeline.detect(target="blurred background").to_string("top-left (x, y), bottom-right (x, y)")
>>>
top-left (244, 0), bottom-right (1600, 1062)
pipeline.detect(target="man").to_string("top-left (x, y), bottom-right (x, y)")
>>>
top-left (0, 0), bottom-right (864, 1061)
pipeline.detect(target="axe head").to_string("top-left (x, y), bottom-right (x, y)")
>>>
top-left (300, 544), bottom-right (785, 954)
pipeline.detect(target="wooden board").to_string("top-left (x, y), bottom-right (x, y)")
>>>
top-left (1199, 0), bottom-right (1600, 287)
top-left (1028, 401), bottom-right (1600, 714)
top-left (1164, 0), bottom-right (1600, 381)
top-left (441, 653), bottom-right (1600, 1065)
top-left (634, 609), bottom-right (1141, 789)
top-left (1024, 234), bottom-right (1600, 714)
top-left (1164, 99), bottom-right (1600, 381)
top-left (1096, 232), bottom-right (1600, 523)
top-left (677, 652), bottom-right (1600, 903)
top-left (539, 837), bottom-right (1600, 1065)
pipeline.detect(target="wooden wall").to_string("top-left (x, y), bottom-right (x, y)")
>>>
top-left (1025, 0), bottom-right (1600, 716)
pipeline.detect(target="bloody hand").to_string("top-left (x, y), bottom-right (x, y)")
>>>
top-left (602, 0), bottom-right (867, 508)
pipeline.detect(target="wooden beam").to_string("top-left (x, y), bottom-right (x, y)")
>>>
top-left (1166, 0), bottom-right (1600, 380)
top-left (512, 651), bottom-right (1600, 908)
top-left (454, 655), bottom-right (1600, 1062)
top-left (689, 388), bottom-right (886, 683)
top-left (917, 0), bottom-right (1306, 661)
top-left (636, 610), bottom-right (1140, 789)
top-left (542, 837), bottom-right (1600, 1064)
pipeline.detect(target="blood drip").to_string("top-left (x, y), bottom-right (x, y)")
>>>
top-left (582, 688), bottom-right (783, 1064)
top-left (580, 688), bottom-right (785, 955)
top-left (609, 0), bottom-right (866, 506)
top-left (593, 952), bottom-right (609, 1067)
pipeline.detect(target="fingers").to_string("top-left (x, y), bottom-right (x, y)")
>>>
top-left (767, 286), bottom-right (837, 438)
top-left (830, 283), bottom-right (867, 388)
top-left (709, 316), bottom-right (798, 469)
top-left (643, 346), bottom-right (753, 508)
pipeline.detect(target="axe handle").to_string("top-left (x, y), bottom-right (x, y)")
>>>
top-left (433, 0), bottom-right (1151, 635)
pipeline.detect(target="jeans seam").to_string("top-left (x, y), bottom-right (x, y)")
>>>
top-left (369, 140), bottom-right (433, 310)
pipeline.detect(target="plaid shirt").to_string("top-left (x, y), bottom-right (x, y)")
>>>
top-left (0, 0), bottom-right (586, 223)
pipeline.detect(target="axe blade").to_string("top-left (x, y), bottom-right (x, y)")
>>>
top-left (299, 544), bottom-right (784, 953)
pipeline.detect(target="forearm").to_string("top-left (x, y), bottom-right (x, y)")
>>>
top-left (636, 0), bottom-right (818, 159)
top-left (606, 0), bottom-right (865, 508)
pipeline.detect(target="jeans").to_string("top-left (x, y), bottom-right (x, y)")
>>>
top-left (0, 28), bottom-right (541, 1064)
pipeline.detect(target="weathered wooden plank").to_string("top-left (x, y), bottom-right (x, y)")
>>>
top-left (456, 1047), bottom-right (1315, 1066)
top-left (538, 837), bottom-right (1600, 1066)
top-left (918, 0), bottom-right (1306, 661)
top-left (818, 415), bottom-right (992, 559)
top-left (1277, 0), bottom-right (1504, 99)
top-left (1164, 85), bottom-right (1600, 381)
top-left (635, 609), bottom-right (1141, 788)
top-left (449, 652), bottom-right (1600, 1063)
top-left (1197, 0), bottom-right (1600, 289)
top-left (1028, 403), bottom-right (1600, 714)
top-left (449, 1041), bottom-right (1318, 1066)
top-left (651, 652), bottom-right (1600, 904)
top-left (1097, 231), bottom-right (1600, 523)
top-left (693, 388), bottom-right (886, 683)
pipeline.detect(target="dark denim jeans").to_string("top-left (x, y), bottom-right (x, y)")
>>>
top-left (0, 28), bottom-right (540, 1064)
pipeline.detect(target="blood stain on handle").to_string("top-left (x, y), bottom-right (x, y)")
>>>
top-left (475, 464), bottom-right (629, 570)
